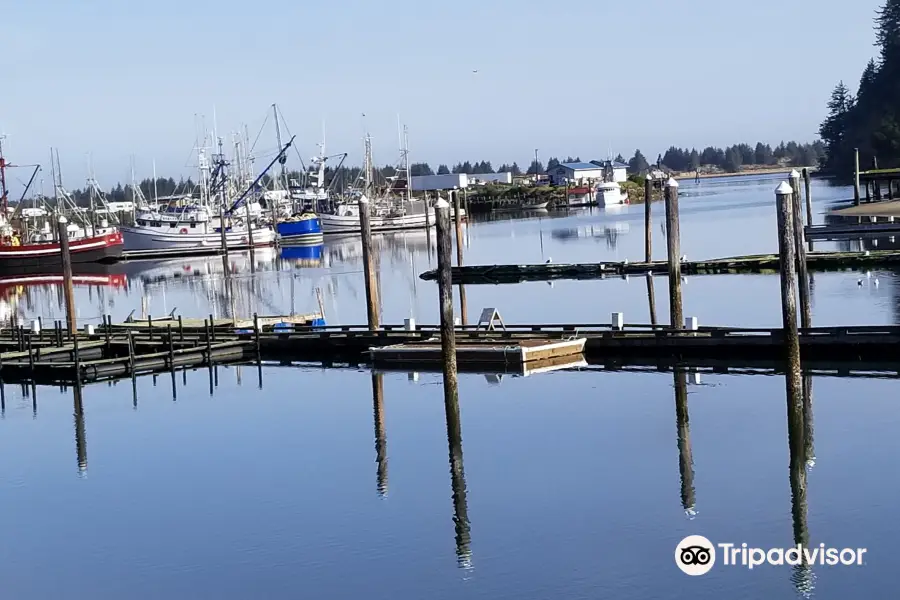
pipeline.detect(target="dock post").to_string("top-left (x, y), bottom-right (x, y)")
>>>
top-left (104, 315), bottom-right (111, 352)
top-left (205, 319), bottom-right (213, 365)
top-left (209, 314), bottom-right (216, 341)
top-left (166, 325), bottom-right (175, 373)
top-left (57, 216), bottom-right (77, 336)
top-left (147, 315), bottom-right (153, 341)
top-left (646, 273), bottom-right (658, 326)
top-left (37, 317), bottom-right (43, 342)
top-left (253, 312), bottom-right (261, 363)
top-left (434, 197), bottom-right (459, 400)
top-left (127, 330), bottom-right (135, 375)
top-left (358, 196), bottom-right (380, 330)
top-left (55, 320), bottom-right (61, 347)
top-left (790, 171), bottom-right (812, 330)
top-left (452, 190), bottom-right (468, 325)
top-left (644, 175), bottom-right (653, 262)
top-left (178, 315), bottom-right (184, 342)
top-left (245, 201), bottom-right (256, 271)
top-left (775, 181), bottom-right (802, 384)
top-left (664, 178), bottom-right (684, 329)
top-left (801, 168), bottom-right (813, 227)
top-left (27, 332), bottom-right (34, 371)
top-left (854, 148), bottom-right (861, 205)
top-left (219, 205), bottom-right (230, 259)
top-left (73, 334), bottom-right (82, 386)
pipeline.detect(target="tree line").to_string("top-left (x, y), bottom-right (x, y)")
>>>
top-left (819, 0), bottom-right (900, 176)
top-left (625, 141), bottom-right (825, 175)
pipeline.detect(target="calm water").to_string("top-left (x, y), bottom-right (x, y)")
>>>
top-left (0, 173), bottom-right (896, 599)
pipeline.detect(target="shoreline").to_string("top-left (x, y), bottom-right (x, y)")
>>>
top-left (672, 166), bottom-right (816, 181)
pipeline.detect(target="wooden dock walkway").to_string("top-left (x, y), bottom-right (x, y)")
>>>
top-left (419, 249), bottom-right (900, 284)
top-left (1, 319), bottom-right (898, 386)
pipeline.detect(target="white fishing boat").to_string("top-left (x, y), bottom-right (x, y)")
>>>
top-left (120, 203), bottom-right (274, 251)
top-left (595, 181), bottom-right (628, 206)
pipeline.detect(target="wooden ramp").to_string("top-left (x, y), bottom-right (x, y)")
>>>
top-left (368, 337), bottom-right (586, 368)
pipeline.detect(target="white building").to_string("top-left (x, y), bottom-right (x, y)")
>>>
top-left (547, 161), bottom-right (628, 185)
top-left (410, 173), bottom-right (469, 191)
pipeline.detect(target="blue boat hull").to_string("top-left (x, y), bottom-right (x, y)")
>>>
top-left (277, 217), bottom-right (323, 245)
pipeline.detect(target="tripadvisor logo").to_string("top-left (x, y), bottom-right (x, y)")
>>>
top-left (675, 536), bottom-right (867, 576)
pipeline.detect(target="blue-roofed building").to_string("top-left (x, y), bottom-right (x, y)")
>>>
top-left (547, 160), bottom-right (628, 185)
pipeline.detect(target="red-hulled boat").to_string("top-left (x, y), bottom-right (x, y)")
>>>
top-left (0, 143), bottom-right (124, 274)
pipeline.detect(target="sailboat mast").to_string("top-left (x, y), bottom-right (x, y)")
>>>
top-left (403, 125), bottom-right (411, 204)
top-left (152, 159), bottom-right (158, 205)
top-left (272, 104), bottom-right (287, 217)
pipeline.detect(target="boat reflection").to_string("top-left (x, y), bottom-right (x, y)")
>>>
top-left (279, 244), bottom-right (324, 268)
top-left (551, 223), bottom-right (629, 249)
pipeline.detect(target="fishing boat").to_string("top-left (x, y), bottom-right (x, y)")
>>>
top-left (0, 143), bottom-right (124, 273)
top-left (320, 198), bottom-right (431, 234)
top-left (595, 181), bottom-right (628, 206)
top-left (120, 202), bottom-right (274, 252)
top-left (277, 212), bottom-right (323, 245)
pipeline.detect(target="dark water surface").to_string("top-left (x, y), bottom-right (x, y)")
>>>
top-left (0, 173), bottom-right (896, 599)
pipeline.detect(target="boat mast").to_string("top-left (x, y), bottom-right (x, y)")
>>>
top-left (152, 159), bottom-right (158, 205)
top-left (0, 135), bottom-right (8, 215)
top-left (403, 125), bottom-right (412, 205)
top-left (364, 133), bottom-right (372, 198)
top-left (272, 103), bottom-right (287, 217)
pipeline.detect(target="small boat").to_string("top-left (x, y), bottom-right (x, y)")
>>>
top-left (320, 199), bottom-right (431, 234)
top-left (595, 181), bottom-right (628, 206)
top-left (277, 212), bottom-right (323, 245)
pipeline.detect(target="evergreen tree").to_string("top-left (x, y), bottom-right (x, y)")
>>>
top-left (689, 149), bottom-right (701, 171)
top-left (614, 153), bottom-right (626, 164)
top-left (437, 164), bottom-right (450, 175)
top-left (526, 159), bottom-right (544, 175)
top-left (509, 162), bottom-right (522, 176)
top-left (755, 142), bottom-right (774, 165)
top-left (547, 157), bottom-right (560, 170)
top-left (409, 163), bottom-right (433, 176)
top-left (628, 149), bottom-right (650, 173)
top-left (724, 148), bottom-right (742, 173)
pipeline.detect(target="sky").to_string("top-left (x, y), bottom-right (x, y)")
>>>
top-left (0, 0), bottom-right (885, 192)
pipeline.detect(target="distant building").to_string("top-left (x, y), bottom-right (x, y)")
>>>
top-left (589, 160), bottom-right (629, 183)
top-left (410, 173), bottom-right (468, 191)
top-left (547, 162), bottom-right (606, 185)
top-left (468, 172), bottom-right (512, 185)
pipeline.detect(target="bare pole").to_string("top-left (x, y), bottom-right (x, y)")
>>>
top-left (644, 175), bottom-right (653, 262)
top-left (57, 216), bottom-right (76, 335)
top-left (664, 178), bottom-right (683, 329)
top-left (775, 181), bottom-right (802, 393)
top-left (359, 196), bottom-right (380, 330)
top-left (790, 170), bottom-right (812, 330)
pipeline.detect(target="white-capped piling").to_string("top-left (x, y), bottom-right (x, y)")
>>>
top-left (664, 178), bottom-right (684, 329)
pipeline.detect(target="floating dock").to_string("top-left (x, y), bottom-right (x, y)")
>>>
top-left (419, 249), bottom-right (900, 284)
top-left (368, 337), bottom-right (586, 369)
top-left (0, 319), bottom-right (898, 386)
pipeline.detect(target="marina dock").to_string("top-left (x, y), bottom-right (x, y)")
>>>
top-left (1, 318), bottom-right (899, 386)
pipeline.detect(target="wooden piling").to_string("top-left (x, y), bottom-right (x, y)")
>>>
top-left (73, 334), bottom-right (82, 385)
top-left (127, 330), bottom-right (135, 375)
top-left (38, 317), bottom-right (43, 342)
top-left (55, 320), bottom-right (62, 347)
top-left (433, 198), bottom-right (459, 400)
top-left (664, 178), bottom-right (684, 329)
top-left (644, 175), bottom-right (653, 262)
top-left (775, 181), bottom-right (802, 385)
top-left (166, 325), bottom-right (175, 373)
top-left (790, 171), bottom-right (812, 330)
top-left (854, 148), bottom-right (861, 205)
top-left (452, 191), bottom-right (468, 325)
top-left (253, 312), bottom-right (261, 362)
top-left (219, 205), bottom-right (230, 259)
top-left (147, 315), bottom-right (153, 341)
top-left (646, 273), bottom-right (657, 326)
top-left (178, 315), bottom-right (184, 341)
top-left (209, 314), bottom-right (216, 341)
top-left (57, 216), bottom-right (77, 335)
top-left (205, 319), bottom-right (213, 365)
top-left (104, 315), bottom-right (111, 351)
top-left (802, 168), bottom-right (813, 228)
top-left (245, 201), bottom-right (256, 270)
top-left (358, 196), bottom-right (380, 330)
top-left (27, 332), bottom-right (34, 371)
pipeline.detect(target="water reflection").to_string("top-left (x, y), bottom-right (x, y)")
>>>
top-left (371, 372), bottom-right (388, 497)
top-left (73, 384), bottom-right (87, 477)
top-left (673, 369), bottom-right (696, 517)
top-left (443, 376), bottom-right (472, 571)
top-left (551, 223), bottom-right (629, 250)
top-left (787, 370), bottom-right (814, 598)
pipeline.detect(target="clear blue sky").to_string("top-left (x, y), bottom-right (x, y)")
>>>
top-left (1, 0), bottom-right (884, 189)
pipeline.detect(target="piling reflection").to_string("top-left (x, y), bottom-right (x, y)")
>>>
top-left (646, 274), bottom-right (658, 326)
top-left (787, 372), bottom-right (814, 597)
top-left (673, 369), bottom-right (696, 517)
top-left (372, 372), bottom-right (388, 497)
top-left (803, 375), bottom-right (816, 468)
top-left (444, 381), bottom-right (472, 571)
top-left (73, 385), bottom-right (88, 477)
